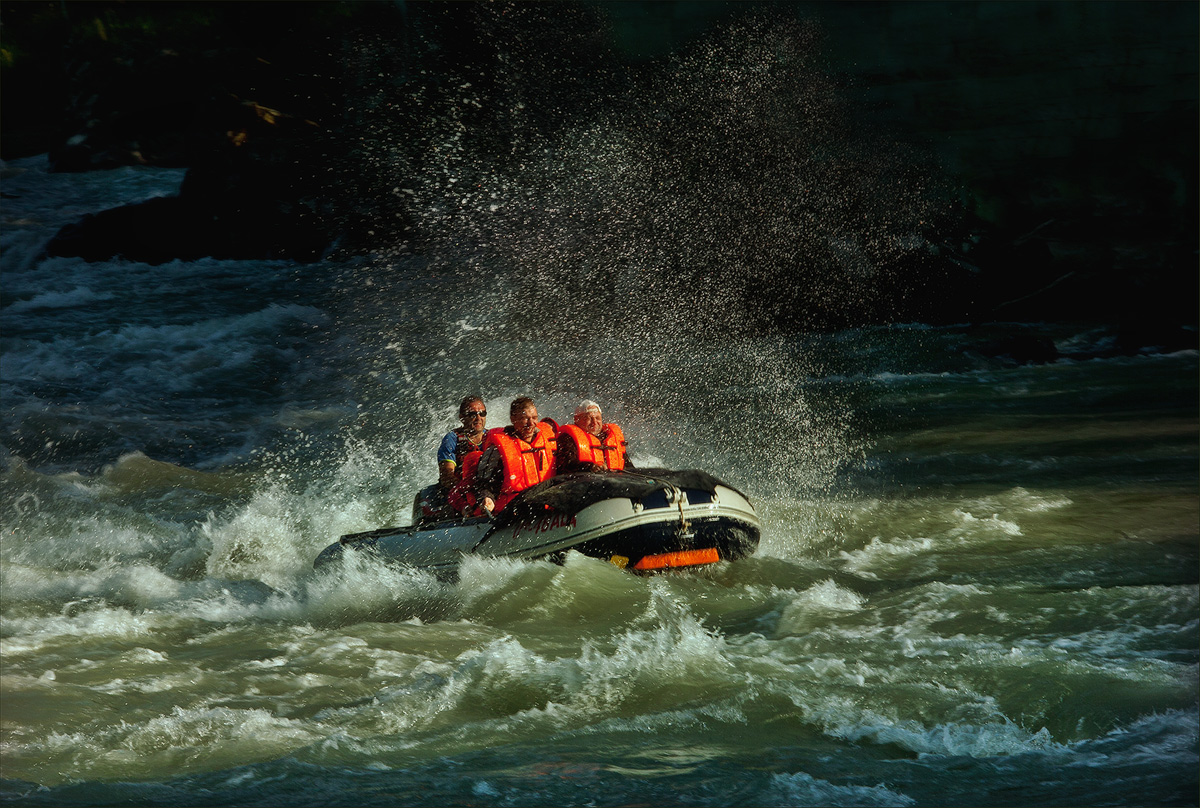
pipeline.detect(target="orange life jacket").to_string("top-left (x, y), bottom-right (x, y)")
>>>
top-left (484, 422), bottom-right (557, 511)
top-left (557, 422), bottom-right (626, 472)
top-left (448, 450), bottom-right (484, 516)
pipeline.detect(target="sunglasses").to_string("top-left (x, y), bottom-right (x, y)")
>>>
top-left (465, 410), bottom-right (487, 418)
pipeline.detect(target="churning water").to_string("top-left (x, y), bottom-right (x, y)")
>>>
top-left (1, 57), bottom-right (1197, 808)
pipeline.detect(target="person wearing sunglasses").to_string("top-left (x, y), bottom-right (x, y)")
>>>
top-left (415, 395), bottom-right (489, 523)
top-left (555, 399), bottom-right (634, 474)
top-left (436, 395), bottom-right (489, 493)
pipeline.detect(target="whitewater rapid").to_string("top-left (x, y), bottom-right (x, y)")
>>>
top-left (1, 155), bottom-right (1197, 806)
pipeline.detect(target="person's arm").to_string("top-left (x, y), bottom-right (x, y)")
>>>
top-left (474, 446), bottom-right (501, 514)
top-left (436, 433), bottom-right (458, 489)
top-left (555, 434), bottom-right (581, 474)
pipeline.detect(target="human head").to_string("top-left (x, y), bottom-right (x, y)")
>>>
top-left (459, 395), bottom-right (487, 431)
top-left (573, 399), bottom-right (603, 437)
top-left (509, 396), bottom-right (539, 442)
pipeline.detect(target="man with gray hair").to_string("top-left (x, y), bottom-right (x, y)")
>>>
top-left (555, 399), bottom-right (634, 474)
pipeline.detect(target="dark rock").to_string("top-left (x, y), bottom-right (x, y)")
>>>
top-left (28, 3), bottom-right (360, 263)
top-left (44, 115), bottom-right (337, 265)
top-left (1115, 320), bottom-right (1199, 356)
top-left (42, 183), bottom-right (333, 266)
top-left (44, 87), bottom-right (339, 264)
top-left (44, 196), bottom-right (198, 264)
top-left (972, 334), bottom-right (1060, 365)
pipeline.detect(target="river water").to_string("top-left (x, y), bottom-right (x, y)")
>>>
top-left (1, 153), bottom-right (1196, 807)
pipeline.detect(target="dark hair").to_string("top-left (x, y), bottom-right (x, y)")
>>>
top-left (509, 396), bottom-right (536, 417)
top-left (458, 395), bottom-right (484, 418)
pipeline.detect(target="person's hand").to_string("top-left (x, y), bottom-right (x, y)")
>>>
top-left (482, 496), bottom-right (495, 515)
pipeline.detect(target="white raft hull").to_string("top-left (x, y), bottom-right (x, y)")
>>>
top-left (314, 469), bottom-right (760, 579)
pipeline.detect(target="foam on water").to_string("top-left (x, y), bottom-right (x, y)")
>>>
top-left (2, 32), bottom-right (1196, 800)
top-left (766, 772), bottom-right (916, 807)
top-left (3, 301), bottom-right (326, 395)
top-left (13, 706), bottom-right (323, 784)
top-left (4, 286), bottom-right (116, 315)
top-left (775, 579), bottom-right (865, 635)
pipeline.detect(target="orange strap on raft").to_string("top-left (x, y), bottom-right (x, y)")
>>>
top-left (633, 547), bottom-right (720, 570)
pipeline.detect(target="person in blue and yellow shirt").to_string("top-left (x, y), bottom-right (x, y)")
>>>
top-left (415, 395), bottom-right (488, 523)
top-left (437, 395), bottom-right (489, 491)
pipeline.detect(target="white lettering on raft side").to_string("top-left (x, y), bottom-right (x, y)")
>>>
top-left (511, 513), bottom-right (577, 541)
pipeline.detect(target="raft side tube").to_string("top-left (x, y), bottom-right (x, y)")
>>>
top-left (313, 470), bottom-right (759, 574)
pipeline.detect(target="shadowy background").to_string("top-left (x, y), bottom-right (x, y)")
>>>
top-left (2, 0), bottom-right (1195, 342)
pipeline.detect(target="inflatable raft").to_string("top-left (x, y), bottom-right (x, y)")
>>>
top-left (314, 469), bottom-right (760, 579)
